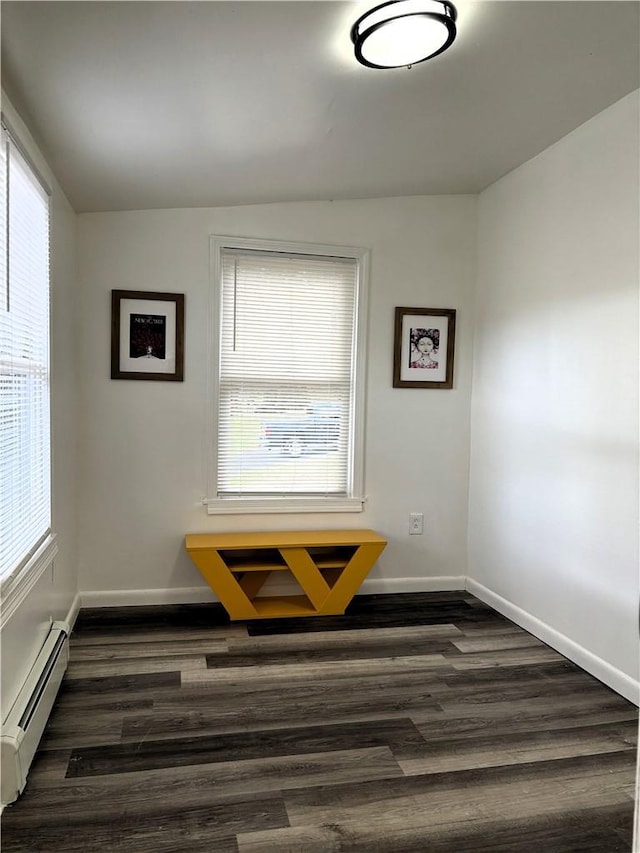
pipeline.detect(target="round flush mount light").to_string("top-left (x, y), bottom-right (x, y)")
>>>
top-left (351, 0), bottom-right (457, 69)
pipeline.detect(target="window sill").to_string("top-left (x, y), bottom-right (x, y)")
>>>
top-left (0, 534), bottom-right (58, 628)
top-left (204, 497), bottom-right (365, 515)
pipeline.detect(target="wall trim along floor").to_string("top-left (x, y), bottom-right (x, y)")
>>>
top-left (78, 576), bottom-right (467, 609)
top-left (466, 578), bottom-right (639, 707)
top-left (64, 593), bottom-right (82, 633)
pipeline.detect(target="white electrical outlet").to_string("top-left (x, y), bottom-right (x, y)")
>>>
top-left (409, 512), bottom-right (423, 535)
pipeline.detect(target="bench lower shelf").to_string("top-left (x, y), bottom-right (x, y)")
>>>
top-left (185, 529), bottom-right (387, 620)
top-left (250, 596), bottom-right (321, 618)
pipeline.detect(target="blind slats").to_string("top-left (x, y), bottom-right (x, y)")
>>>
top-left (0, 127), bottom-right (51, 579)
top-left (217, 248), bottom-right (358, 497)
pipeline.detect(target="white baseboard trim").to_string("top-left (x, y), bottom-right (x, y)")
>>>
top-left (64, 593), bottom-right (82, 631)
top-left (80, 587), bottom-right (218, 608)
top-left (80, 577), bottom-right (466, 609)
top-left (360, 576), bottom-right (466, 594)
top-left (466, 578), bottom-right (640, 706)
top-left (265, 576), bottom-right (466, 597)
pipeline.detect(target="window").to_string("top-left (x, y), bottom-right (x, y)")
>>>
top-left (0, 118), bottom-right (55, 597)
top-left (206, 236), bottom-right (369, 513)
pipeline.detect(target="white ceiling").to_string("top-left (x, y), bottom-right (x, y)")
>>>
top-left (2, 1), bottom-right (638, 213)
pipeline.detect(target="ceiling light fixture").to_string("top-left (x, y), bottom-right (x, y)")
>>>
top-left (351, 0), bottom-right (457, 69)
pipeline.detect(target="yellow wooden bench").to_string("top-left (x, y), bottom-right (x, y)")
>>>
top-left (185, 529), bottom-right (387, 620)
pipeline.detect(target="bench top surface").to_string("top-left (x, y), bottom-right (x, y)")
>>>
top-left (185, 529), bottom-right (387, 550)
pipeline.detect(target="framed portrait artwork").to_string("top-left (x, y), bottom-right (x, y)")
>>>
top-left (111, 290), bottom-right (185, 381)
top-left (393, 307), bottom-right (456, 389)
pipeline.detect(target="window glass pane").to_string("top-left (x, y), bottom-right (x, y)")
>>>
top-left (0, 131), bottom-right (51, 579)
top-left (0, 135), bottom-right (6, 311)
top-left (217, 249), bottom-right (358, 497)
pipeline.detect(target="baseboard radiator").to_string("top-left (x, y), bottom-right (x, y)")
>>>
top-left (1, 621), bottom-right (69, 805)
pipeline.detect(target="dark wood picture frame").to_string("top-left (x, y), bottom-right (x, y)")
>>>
top-left (393, 307), bottom-right (456, 389)
top-left (111, 290), bottom-right (184, 381)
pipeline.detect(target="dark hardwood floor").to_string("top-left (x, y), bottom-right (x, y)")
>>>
top-left (1, 592), bottom-right (637, 852)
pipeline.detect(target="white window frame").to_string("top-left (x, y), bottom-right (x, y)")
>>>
top-left (205, 235), bottom-right (370, 515)
top-left (0, 115), bottom-right (57, 627)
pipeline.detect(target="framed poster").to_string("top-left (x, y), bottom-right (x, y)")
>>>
top-left (393, 307), bottom-right (456, 389)
top-left (111, 290), bottom-right (184, 381)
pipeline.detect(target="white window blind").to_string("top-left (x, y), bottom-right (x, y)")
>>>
top-left (0, 125), bottom-right (51, 581)
top-left (216, 246), bottom-right (360, 499)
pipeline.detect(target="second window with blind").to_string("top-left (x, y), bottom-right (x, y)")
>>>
top-left (207, 236), bottom-right (369, 513)
top-left (0, 119), bottom-right (54, 592)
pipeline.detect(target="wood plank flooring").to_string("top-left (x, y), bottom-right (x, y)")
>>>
top-left (1, 592), bottom-right (637, 852)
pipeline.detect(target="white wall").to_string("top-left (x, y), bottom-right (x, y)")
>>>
top-left (0, 96), bottom-right (79, 720)
top-left (76, 196), bottom-right (477, 602)
top-left (468, 92), bottom-right (639, 698)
